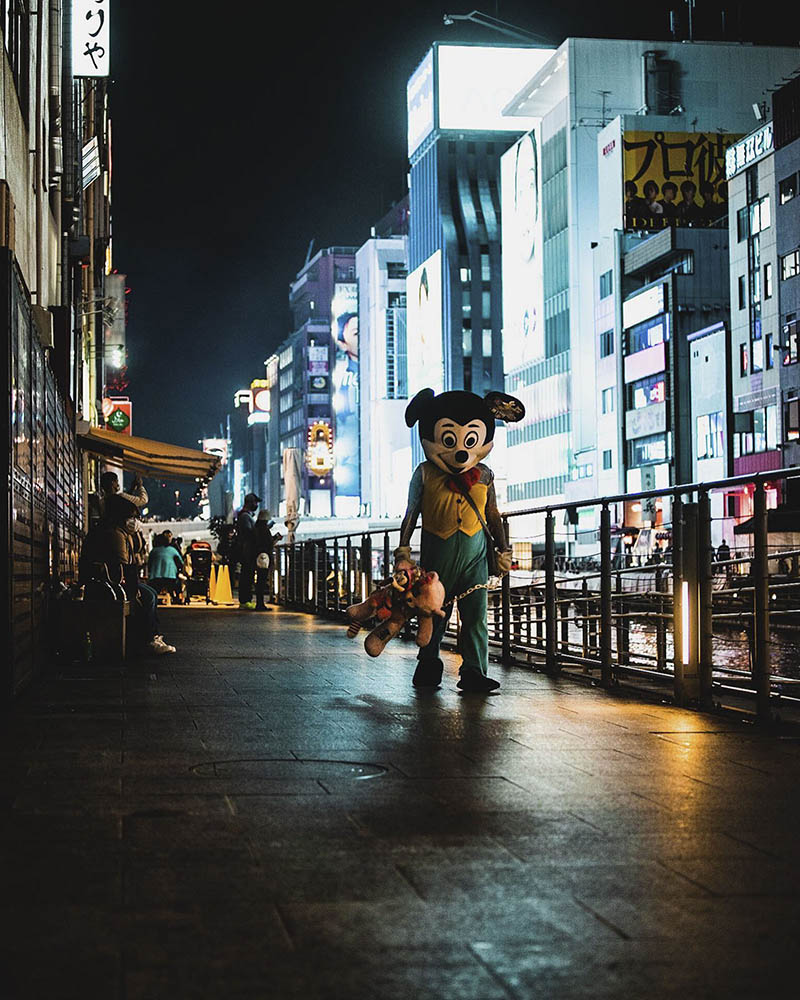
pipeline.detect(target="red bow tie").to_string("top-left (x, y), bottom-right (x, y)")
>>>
top-left (447, 467), bottom-right (481, 492)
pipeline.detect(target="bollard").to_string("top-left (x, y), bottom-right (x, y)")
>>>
top-left (698, 491), bottom-right (714, 709)
top-left (675, 501), bottom-right (700, 705)
top-left (752, 478), bottom-right (771, 721)
top-left (545, 511), bottom-right (557, 673)
top-left (599, 504), bottom-right (613, 687)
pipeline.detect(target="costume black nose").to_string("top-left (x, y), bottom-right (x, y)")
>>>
top-left (455, 450), bottom-right (469, 464)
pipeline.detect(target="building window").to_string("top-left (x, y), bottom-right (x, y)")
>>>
top-left (737, 206), bottom-right (749, 242)
top-left (779, 173), bottom-right (797, 204)
top-left (783, 321), bottom-right (799, 365)
top-left (786, 398), bottom-right (800, 441)
top-left (749, 195), bottom-right (771, 235)
top-left (765, 332), bottom-right (774, 369)
top-left (625, 316), bottom-right (667, 355)
top-left (738, 275), bottom-right (746, 310)
top-left (628, 434), bottom-right (668, 467)
top-left (764, 262), bottom-right (773, 300)
top-left (696, 411), bottom-right (724, 460)
top-left (599, 270), bottom-right (613, 299)
top-left (602, 449), bottom-right (613, 470)
top-left (386, 262), bottom-right (407, 279)
top-left (752, 337), bottom-right (763, 373)
top-left (740, 343), bottom-right (749, 376)
top-left (627, 373), bottom-right (666, 410)
top-left (601, 387), bottom-right (615, 414)
top-left (599, 329), bottom-right (614, 358)
top-left (781, 250), bottom-right (800, 281)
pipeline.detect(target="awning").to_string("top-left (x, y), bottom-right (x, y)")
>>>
top-left (77, 427), bottom-right (221, 483)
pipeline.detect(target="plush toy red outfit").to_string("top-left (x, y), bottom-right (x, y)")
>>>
top-left (346, 566), bottom-right (446, 657)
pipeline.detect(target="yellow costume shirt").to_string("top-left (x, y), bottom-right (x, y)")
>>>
top-left (420, 463), bottom-right (488, 540)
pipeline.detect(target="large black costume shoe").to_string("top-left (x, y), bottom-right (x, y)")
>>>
top-left (457, 671), bottom-right (500, 693)
top-left (412, 658), bottom-right (444, 688)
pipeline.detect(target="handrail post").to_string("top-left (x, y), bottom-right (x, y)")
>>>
top-left (581, 578), bottom-right (590, 667)
top-left (545, 510), bottom-right (557, 673)
top-left (383, 532), bottom-right (391, 583)
top-left (322, 540), bottom-right (329, 614)
top-left (501, 515), bottom-right (512, 663)
top-left (655, 566), bottom-right (667, 671)
top-left (345, 537), bottom-right (353, 608)
top-left (333, 539), bottom-right (340, 614)
top-left (599, 503), bottom-right (613, 687)
top-left (753, 478), bottom-right (771, 721)
top-left (362, 534), bottom-right (372, 599)
top-left (698, 490), bottom-right (714, 709)
top-left (675, 499), bottom-right (700, 705)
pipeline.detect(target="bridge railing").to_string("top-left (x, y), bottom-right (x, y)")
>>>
top-left (271, 468), bottom-right (800, 721)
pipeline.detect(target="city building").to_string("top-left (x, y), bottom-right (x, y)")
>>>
top-left (3, 2), bottom-right (114, 693)
top-left (406, 42), bottom-right (555, 409)
top-left (773, 74), bottom-right (800, 479)
top-left (276, 247), bottom-right (358, 519)
top-left (356, 208), bottom-right (411, 518)
top-left (499, 36), bottom-right (800, 555)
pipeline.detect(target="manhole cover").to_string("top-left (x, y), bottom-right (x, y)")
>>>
top-left (189, 758), bottom-right (388, 780)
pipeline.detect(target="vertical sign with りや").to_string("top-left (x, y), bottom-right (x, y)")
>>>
top-left (73, 0), bottom-right (111, 77)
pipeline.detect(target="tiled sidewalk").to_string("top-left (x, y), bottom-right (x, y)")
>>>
top-left (2, 608), bottom-right (799, 999)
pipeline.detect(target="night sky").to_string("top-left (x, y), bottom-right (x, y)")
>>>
top-left (109, 2), bottom-right (799, 456)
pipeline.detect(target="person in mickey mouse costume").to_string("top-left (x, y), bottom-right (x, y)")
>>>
top-left (395, 387), bottom-right (525, 693)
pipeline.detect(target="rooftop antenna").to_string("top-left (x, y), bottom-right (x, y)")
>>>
top-left (304, 238), bottom-right (315, 267)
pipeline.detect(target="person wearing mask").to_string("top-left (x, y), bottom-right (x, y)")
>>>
top-left (236, 492), bottom-right (261, 609)
top-left (254, 510), bottom-right (282, 611)
top-left (80, 495), bottom-right (176, 654)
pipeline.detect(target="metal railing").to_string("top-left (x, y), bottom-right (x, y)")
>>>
top-left (269, 468), bottom-right (800, 721)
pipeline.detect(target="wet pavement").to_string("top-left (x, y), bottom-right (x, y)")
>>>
top-left (2, 607), bottom-right (800, 999)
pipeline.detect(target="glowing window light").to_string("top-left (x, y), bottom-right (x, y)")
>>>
top-left (681, 580), bottom-right (690, 665)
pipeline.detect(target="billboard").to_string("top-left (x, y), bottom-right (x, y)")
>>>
top-left (331, 283), bottom-right (360, 498)
top-left (202, 438), bottom-right (229, 467)
top-left (436, 45), bottom-right (554, 134)
top-left (501, 127), bottom-right (545, 371)
top-left (103, 396), bottom-right (132, 435)
top-left (622, 131), bottom-right (742, 231)
top-left (407, 49), bottom-right (435, 156)
top-left (406, 250), bottom-right (444, 397)
top-left (307, 420), bottom-right (334, 475)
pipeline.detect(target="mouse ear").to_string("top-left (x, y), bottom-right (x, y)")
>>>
top-left (405, 388), bottom-right (435, 428)
top-left (484, 391), bottom-right (525, 422)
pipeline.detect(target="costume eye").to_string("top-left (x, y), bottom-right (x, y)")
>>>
top-left (441, 432), bottom-right (457, 449)
top-left (464, 431), bottom-right (480, 448)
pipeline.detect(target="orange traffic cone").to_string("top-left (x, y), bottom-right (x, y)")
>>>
top-left (215, 563), bottom-right (234, 605)
top-left (208, 565), bottom-right (218, 603)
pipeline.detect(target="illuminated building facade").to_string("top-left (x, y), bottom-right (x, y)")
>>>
top-left (406, 43), bottom-right (555, 402)
top-left (356, 213), bottom-right (411, 518)
top-left (499, 37), bottom-right (800, 555)
top-left (277, 247), bottom-right (358, 519)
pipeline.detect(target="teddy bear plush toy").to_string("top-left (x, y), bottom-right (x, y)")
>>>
top-left (396, 388), bottom-right (525, 692)
top-left (346, 565), bottom-right (446, 657)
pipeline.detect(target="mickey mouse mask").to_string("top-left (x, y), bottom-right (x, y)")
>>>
top-left (405, 388), bottom-right (525, 476)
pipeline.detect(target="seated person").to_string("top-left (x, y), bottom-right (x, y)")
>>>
top-left (147, 535), bottom-right (185, 601)
top-left (80, 494), bottom-right (176, 655)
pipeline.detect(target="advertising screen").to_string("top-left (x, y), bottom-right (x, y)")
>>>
top-left (622, 130), bottom-right (742, 231)
top-left (436, 45), bottom-right (553, 134)
top-left (501, 126), bottom-right (545, 372)
top-left (406, 251), bottom-right (444, 397)
top-left (407, 49), bottom-right (435, 157)
top-left (331, 284), bottom-right (360, 498)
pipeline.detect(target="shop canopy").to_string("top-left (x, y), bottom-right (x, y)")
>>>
top-left (77, 427), bottom-right (221, 484)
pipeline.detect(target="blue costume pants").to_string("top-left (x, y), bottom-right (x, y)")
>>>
top-left (417, 528), bottom-right (488, 678)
